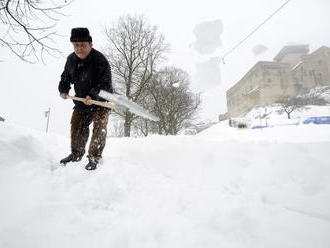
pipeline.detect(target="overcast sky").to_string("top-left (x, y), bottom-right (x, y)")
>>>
top-left (1, 0), bottom-right (330, 135)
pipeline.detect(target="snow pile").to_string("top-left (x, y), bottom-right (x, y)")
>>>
top-left (1, 121), bottom-right (330, 248)
top-left (286, 86), bottom-right (330, 106)
top-left (243, 104), bottom-right (330, 127)
top-left (301, 86), bottom-right (330, 103)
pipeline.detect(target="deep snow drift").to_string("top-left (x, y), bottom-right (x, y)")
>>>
top-left (1, 120), bottom-right (330, 248)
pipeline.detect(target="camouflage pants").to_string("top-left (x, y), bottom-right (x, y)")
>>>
top-left (70, 109), bottom-right (110, 161)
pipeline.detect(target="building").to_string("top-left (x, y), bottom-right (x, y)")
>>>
top-left (274, 44), bottom-right (310, 68)
top-left (291, 46), bottom-right (330, 93)
top-left (226, 45), bottom-right (330, 118)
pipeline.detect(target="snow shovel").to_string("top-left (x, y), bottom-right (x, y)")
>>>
top-left (66, 95), bottom-right (116, 110)
top-left (99, 90), bottom-right (160, 122)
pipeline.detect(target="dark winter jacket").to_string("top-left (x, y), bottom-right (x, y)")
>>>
top-left (58, 48), bottom-right (113, 111)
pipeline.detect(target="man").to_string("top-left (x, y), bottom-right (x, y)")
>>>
top-left (58, 27), bottom-right (113, 170)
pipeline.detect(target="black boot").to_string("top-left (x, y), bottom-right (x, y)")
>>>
top-left (60, 154), bottom-right (82, 165)
top-left (85, 158), bottom-right (98, 170)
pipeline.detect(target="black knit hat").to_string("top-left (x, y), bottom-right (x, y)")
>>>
top-left (70, 28), bottom-right (92, 42)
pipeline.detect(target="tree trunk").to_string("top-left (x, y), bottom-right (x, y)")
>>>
top-left (144, 120), bottom-right (148, 137)
top-left (124, 111), bottom-right (132, 137)
top-left (158, 123), bottom-right (163, 135)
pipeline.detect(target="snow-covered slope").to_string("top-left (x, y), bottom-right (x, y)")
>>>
top-left (1, 121), bottom-right (330, 248)
top-left (242, 104), bottom-right (330, 127)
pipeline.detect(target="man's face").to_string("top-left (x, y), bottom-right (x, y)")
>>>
top-left (73, 42), bottom-right (92, 59)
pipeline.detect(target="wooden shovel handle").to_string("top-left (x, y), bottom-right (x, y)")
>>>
top-left (67, 95), bottom-right (116, 110)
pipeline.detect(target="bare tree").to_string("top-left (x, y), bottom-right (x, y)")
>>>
top-left (132, 110), bottom-right (161, 136)
top-left (103, 15), bottom-right (168, 137)
top-left (148, 67), bottom-right (201, 135)
top-left (276, 95), bottom-right (308, 119)
top-left (133, 117), bottom-right (151, 136)
top-left (299, 86), bottom-right (329, 106)
top-left (0, 0), bottom-right (71, 62)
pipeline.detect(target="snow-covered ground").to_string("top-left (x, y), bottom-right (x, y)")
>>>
top-left (1, 116), bottom-right (330, 247)
top-left (243, 105), bottom-right (330, 127)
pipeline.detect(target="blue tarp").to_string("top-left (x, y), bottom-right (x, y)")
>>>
top-left (252, 125), bottom-right (268, 129)
top-left (303, 116), bottom-right (330, 125)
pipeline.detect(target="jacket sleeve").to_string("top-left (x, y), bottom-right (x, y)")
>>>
top-left (58, 59), bottom-right (72, 94)
top-left (89, 57), bottom-right (114, 100)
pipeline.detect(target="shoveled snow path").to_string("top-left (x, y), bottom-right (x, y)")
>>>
top-left (1, 122), bottom-right (330, 248)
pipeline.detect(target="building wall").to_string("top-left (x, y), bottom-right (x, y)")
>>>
top-left (227, 62), bottom-right (293, 118)
top-left (277, 53), bottom-right (306, 68)
top-left (226, 68), bottom-right (262, 117)
top-left (226, 46), bottom-right (330, 118)
top-left (291, 47), bottom-right (330, 93)
top-left (261, 63), bottom-right (295, 104)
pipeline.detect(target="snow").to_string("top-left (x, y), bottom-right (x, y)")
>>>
top-left (243, 104), bottom-right (330, 127)
top-left (192, 19), bottom-right (223, 55)
top-left (299, 86), bottom-right (330, 103)
top-left (1, 115), bottom-right (330, 247)
top-left (99, 90), bottom-right (160, 122)
top-left (246, 86), bottom-right (260, 95)
top-left (291, 61), bottom-right (303, 71)
top-left (252, 44), bottom-right (268, 56)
